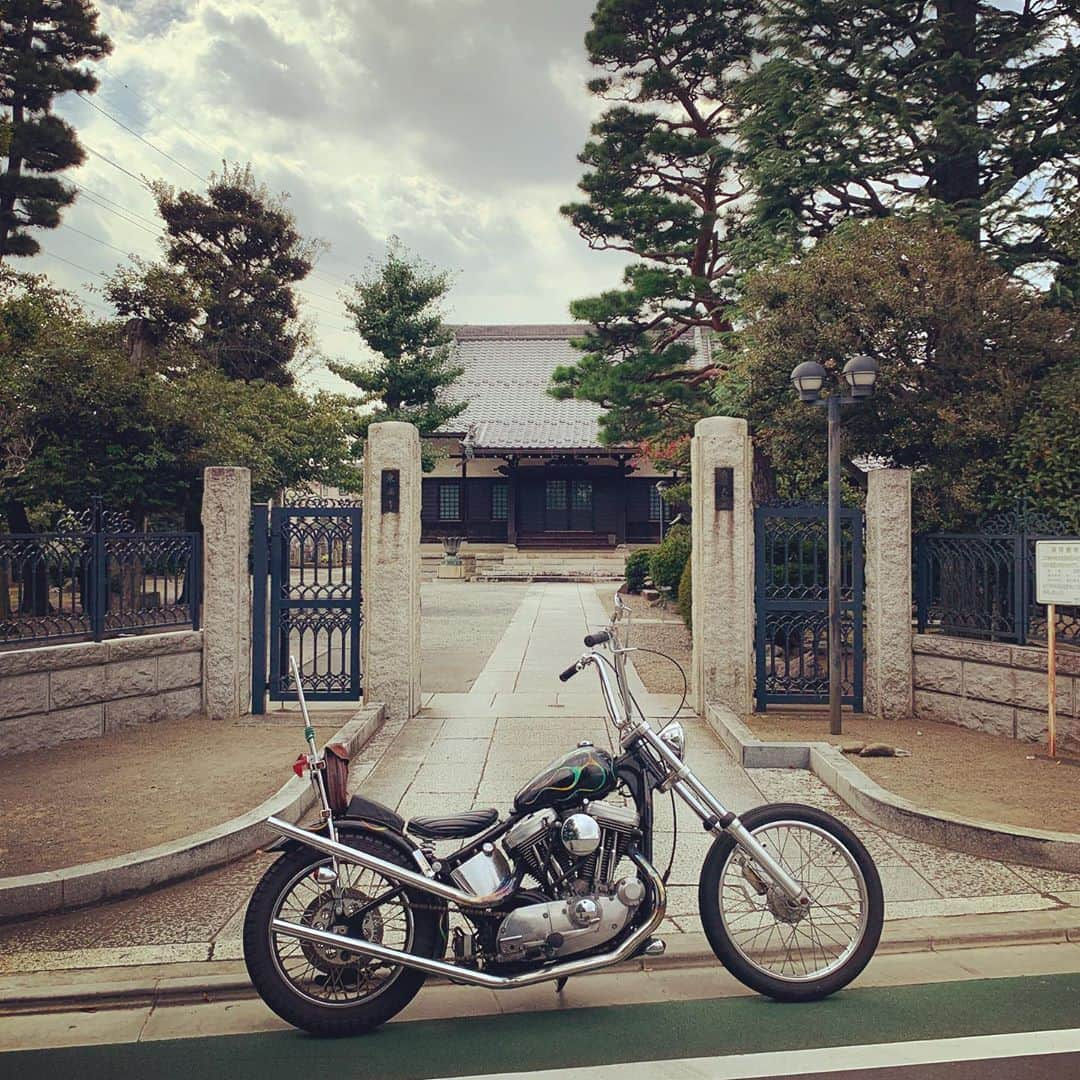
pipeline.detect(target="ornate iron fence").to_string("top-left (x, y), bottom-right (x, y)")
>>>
top-left (915, 510), bottom-right (1079, 647)
top-left (0, 503), bottom-right (200, 649)
top-left (754, 502), bottom-right (865, 710)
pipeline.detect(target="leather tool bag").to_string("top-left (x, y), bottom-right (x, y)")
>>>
top-left (323, 742), bottom-right (351, 814)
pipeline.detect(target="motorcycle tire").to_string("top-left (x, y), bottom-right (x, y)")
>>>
top-left (243, 831), bottom-right (446, 1036)
top-left (698, 802), bottom-right (883, 1002)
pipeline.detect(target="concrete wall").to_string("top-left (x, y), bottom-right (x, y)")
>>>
top-left (913, 634), bottom-right (1079, 751)
top-left (0, 630), bottom-right (203, 756)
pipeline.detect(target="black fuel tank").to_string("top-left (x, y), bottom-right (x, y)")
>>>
top-left (513, 745), bottom-right (617, 814)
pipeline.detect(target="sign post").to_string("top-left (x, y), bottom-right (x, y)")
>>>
top-left (1035, 541), bottom-right (1080, 758)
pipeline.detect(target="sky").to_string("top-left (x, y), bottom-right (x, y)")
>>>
top-left (26, 0), bottom-right (629, 391)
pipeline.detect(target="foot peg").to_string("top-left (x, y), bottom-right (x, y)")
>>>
top-left (642, 937), bottom-right (666, 957)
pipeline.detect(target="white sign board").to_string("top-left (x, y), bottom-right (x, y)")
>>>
top-left (1036, 541), bottom-right (1080, 606)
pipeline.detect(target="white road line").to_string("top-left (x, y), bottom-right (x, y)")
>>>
top-left (443, 1028), bottom-right (1080, 1080)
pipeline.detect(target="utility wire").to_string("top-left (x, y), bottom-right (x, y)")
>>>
top-left (73, 180), bottom-right (163, 229)
top-left (74, 186), bottom-right (160, 237)
top-left (97, 65), bottom-right (225, 162)
top-left (35, 249), bottom-right (109, 279)
top-left (82, 143), bottom-right (152, 188)
top-left (75, 93), bottom-right (208, 183)
top-left (61, 221), bottom-right (142, 260)
top-left (85, 76), bottom-right (375, 285)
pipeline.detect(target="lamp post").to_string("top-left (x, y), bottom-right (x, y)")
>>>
top-left (790, 355), bottom-right (879, 735)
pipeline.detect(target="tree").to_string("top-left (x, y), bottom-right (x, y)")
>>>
top-left (1003, 360), bottom-right (1080, 534)
top-left (552, 0), bottom-right (764, 448)
top-left (0, 270), bottom-right (357, 531)
top-left (0, 0), bottom-right (110, 258)
top-left (329, 238), bottom-right (465, 459)
top-left (741, 1), bottom-right (1080, 273)
top-left (110, 164), bottom-right (317, 386)
top-left (733, 218), bottom-right (1077, 529)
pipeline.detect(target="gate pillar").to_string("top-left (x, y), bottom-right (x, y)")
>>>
top-left (691, 416), bottom-right (754, 717)
top-left (362, 422), bottom-right (422, 721)
top-left (202, 466), bottom-right (251, 720)
top-left (865, 469), bottom-right (913, 719)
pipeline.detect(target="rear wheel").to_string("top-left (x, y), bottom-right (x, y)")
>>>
top-left (243, 831), bottom-right (446, 1036)
top-left (698, 803), bottom-right (883, 1002)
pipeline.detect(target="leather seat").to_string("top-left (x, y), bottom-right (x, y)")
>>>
top-left (407, 808), bottom-right (499, 841)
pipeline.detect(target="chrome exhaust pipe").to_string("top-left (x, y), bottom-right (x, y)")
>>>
top-left (266, 816), bottom-right (517, 908)
top-left (270, 851), bottom-right (667, 990)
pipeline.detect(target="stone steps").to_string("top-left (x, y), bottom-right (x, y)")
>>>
top-left (423, 546), bottom-right (629, 583)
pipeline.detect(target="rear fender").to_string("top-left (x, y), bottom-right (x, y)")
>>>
top-left (262, 817), bottom-right (419, 866)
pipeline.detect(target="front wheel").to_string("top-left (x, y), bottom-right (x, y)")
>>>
top-left (698, 803), bottom-right (883, 1002)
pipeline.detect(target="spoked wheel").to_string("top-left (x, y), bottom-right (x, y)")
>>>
top-left (243, 832), bottom-right (446, 1036)
top-left (699, 803), bottom-right (883, 1002)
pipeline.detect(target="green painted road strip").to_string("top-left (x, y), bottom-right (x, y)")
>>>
top-left (7, 973), bottom-right (1080, 1080)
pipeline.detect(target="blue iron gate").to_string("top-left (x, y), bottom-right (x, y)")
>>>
top-left (754, 504), bottom-right (864, 711)
top-left (252, 501), bottom-right (362, 712)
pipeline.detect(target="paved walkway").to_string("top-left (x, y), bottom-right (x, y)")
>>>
top-left (1, 583), bottom-right (1079, 980)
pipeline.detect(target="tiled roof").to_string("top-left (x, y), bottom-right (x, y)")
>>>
top-left (438, 324), bottom-right (714, 452)
top-left (439, 325), bottom-right (612, 451)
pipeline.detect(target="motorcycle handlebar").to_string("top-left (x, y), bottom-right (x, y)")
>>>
top-left (583, 630), bottom-right (611, 648)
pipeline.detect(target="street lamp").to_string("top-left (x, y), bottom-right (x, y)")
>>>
top-left (790, 354), bottom-right (879, 735)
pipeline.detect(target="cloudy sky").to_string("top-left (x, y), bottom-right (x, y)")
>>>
top-left (28, 0), bottom-right (628, 390)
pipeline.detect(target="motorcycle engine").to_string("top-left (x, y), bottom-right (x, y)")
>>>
top-left (497, 802), bottom-right (645, 961)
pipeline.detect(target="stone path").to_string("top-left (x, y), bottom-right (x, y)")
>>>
top-left (1, 582), bottom-right (1079, 978)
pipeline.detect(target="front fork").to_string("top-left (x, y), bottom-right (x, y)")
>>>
top-left (591, 656), bottom-right (809, 908)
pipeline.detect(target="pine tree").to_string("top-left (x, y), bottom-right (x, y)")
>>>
top-left (148, 164), bottom-right (315, 386)
top-left (329, 238), bottom-right (465, 454)
top-left (742, 1), bottom-right (1079, 271)
top-left (553, 0), bottom-right (763, 447)
top-left (0, 0), bottom-right (110, 258)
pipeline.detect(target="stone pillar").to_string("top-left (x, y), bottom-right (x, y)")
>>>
top-left (690, 417), bottom-right (754, 716)
top-left (865, 468), bottom-right (914, 719)
top-left (201, 467), bottom-right (251, 720)
top-left (362, 421), bottom-right (422, 720)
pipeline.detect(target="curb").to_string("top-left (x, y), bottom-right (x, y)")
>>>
top-left (0, 704), bottom-right (387, 922)
top-left (705, 703), bottom-right (1080, 873)
top-left (2, 910), bottom-right (1079, 1016)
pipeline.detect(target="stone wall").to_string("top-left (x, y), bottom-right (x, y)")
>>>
top-left (0, 631), bottom-right (203, 756)
top-left (913, 634), bottom-right (1079, 751)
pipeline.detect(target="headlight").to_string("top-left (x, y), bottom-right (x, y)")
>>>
top-left (658, 720), bottom-right (686, 761)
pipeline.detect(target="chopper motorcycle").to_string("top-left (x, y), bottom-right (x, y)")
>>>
top-left (243, 597), bottom-right (884, 1036)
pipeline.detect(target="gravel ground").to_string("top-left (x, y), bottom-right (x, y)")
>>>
top-left (595, 583), bottom-right (692, 695)
top-left (746, 712), bottom-right (1080, 834)
top-left (421, 581), bottom-right (530, 692)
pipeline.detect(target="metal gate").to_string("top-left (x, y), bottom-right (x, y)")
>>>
top-left (252, 501), bottom-right (362, 712)
top-left (754, 504), bottom-right (864, 711)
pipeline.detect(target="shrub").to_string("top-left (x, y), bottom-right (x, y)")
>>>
top-left (624, 547), bottom-right (654, 593)
top-left (677, 557), bottom-right (692, 630)
top-left (649, 523), bottom-right (691, 593)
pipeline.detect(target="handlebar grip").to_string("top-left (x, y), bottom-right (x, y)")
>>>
top-left (558, 663), bottom-right (580, 683)
top-left (583, 630), bottom-right (611, 647)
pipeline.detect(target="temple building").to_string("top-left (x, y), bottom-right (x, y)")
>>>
top-left (421, 325), bottom-right (695, 550)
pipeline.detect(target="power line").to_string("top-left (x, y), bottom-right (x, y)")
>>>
top-left (35, 249), bottom-right (109, 279)
top-left (61, 221), bottom-right (148, 260)
top-left (75, 93), bottom-right (208, 184)
top-left (96, 65), bottom-right (225, 162)
top-left (82, 143), bottom-right (152, 188)
top-left (73, 180), bottom-right (162, 229)
top-left (85, 76), bottom-right (376, 285)
top-left (74, 186), bottom-right (160, 236)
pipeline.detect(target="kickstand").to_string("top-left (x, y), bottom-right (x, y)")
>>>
top-left (554, 976), bottom-right (569, 994)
